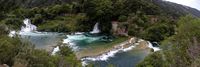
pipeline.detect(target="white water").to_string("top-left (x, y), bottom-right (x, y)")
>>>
top-left (8, 19), bottom-right (62, 54)
top-left (51, 46), bottom-right (60, 55)
top-left (80, 39), bottom-right (162, 66)
top-left (8, 31), bottom-right (16, 37)
top-left (147, 41), bottom-right (161, 52)
top-left (11, 19), bottom-right (58, 36)
top-left (18, 19), bottom-right (39, 35)
top-left (63, 34), bottom-right (104, 51)
top-left (7, 19), bottom-right (161, 66)
top-left (20, 19), bottom-right (37, 32)
top-left (81, 40), bottom-right (136, 67)
top-left (63, 38), bottom-right (79, 51)
top-left (9, 19), bottom-right (38, 37)
top-left (61, 34), bottom-right (138, 67)
top-left (66, 35), bottom-right (102, 43)
top-left (90, 23), bottom-right (100, 34)
top-left (8, 19), bottom-right (37, 36)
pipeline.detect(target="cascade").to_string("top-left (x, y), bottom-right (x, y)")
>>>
top-left (147, 42), bottom-right (161, 52)
top-left (90, 23), bottom-right (100, 34)
top-left (20, 19), bottom-right (37, 32)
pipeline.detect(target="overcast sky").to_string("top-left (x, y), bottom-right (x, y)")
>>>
top-left (164, 0), bottom-right (200, 11)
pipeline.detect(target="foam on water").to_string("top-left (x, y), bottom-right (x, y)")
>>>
top-left (51, 46), bottom-right (60, 55)
top-left (8, 31), bottom-right (16, 37)
top-left (75, 32), bottom-right (84, 35)
top-left (81, 42), bottom-right (136, 66)
top-left (147, 41), bottom-right (161, 52)
top-left (123, 46), bottom-right (135, 52)
top-left (62, 35), bottom-right (138, 66)
top-left (10, 19), bottom-right (59, 36)
top-left (63, 38), bottom-right (79, 51)
top-left (8, 19), bottom-right (45, 36)
top-left (9, 19), bottom-right (38, 37)
top-left (66, 34), bottom-right (102, 42)
top-left (63, 34), bottom-right (105, 51)
top-left (80, 39), bottom-right (162, 66)
top-left (20, 19), bottom-right (37, 32)
top-left (9, 19), bottom-right (63, 53)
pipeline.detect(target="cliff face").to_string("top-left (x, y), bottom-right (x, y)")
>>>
top-left (111, 21), bottom-right (128, 36)
top-left (151, 0), bottom-right (200, 17)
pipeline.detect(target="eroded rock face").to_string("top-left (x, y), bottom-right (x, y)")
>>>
top-left (128, 37), bottom-right (149, 49)
top-left (111, 21), bottom-right (128, 36)
top-left (138, 41), bottom-right (149, 49)
top-left (129, 37), bottom-right (138, 44)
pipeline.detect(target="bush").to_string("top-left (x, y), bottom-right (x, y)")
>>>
top-left (137, 15), bottom-right (200, 67)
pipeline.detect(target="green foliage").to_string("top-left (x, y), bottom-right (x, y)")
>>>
top-left (58, 45), bottom-right (73, 56)
top-left (141, 23), bottom-right (175, 42)
top-left (83, 0), bottom-right (113, 21)
top-left (127, 12), bottom-right (175, 42)
top-left (118, 15), bottom-right (127, 22)
top-left (38, 13), bottom-right (88, 32)
top-left (1, 0), bottom-right (199, 67)
top-left (0, 36), bottom-right (21, 65)
top-left (0, 0), bottom-right (178, 34)
top-left (137, 52), bottom-right (168, 67)
top-left (137, 15), bottom-right (200, 67)
top-left (0, 36), bottom-right (81, 67)
top-left (32, 14), bottom-right (44, 25)
top-left (1, 18), bottom-right (22, 30)
top-left (0, 24), bottom-right (8, 34)
top-left (0, 26), bottom-right (81, 67)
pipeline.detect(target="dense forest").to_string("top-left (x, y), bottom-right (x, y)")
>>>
top-left (137, 15), bottom-right (200, 67)
top-left (0, 0), bottom-right (200, 67)
top-left (0, 0), bottom-right (185, 41)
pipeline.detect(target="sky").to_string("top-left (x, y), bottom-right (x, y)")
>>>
top-left (164, 0), bottom-right (200, 11)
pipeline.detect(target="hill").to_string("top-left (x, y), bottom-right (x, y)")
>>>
top-left (151, 0), bottom-right (200, 17)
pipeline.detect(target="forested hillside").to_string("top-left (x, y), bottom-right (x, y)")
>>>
top-left (152, 0), bottom-right (200, 17)
top-left (0, 0), bottom-right (185, 41)
top-left (137, 15), bottom-right (200, 67)
top-left (0, 0), bottom-right (200, 67)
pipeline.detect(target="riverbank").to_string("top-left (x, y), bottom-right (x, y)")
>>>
top-left (77, 37), bottom-right (151, 59)
top-left (73, 36), bottom-right (128, 59)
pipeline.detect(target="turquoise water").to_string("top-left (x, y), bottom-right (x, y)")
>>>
top-left (20, 32), bottom-right (149, 67)
top-left (64, 33), bottom-right (112, 49)
top-left (64, 33), bottom-right (150, 67)
top-left (92, 49), bottom-right (149, 67)
top-left (20, 32), bottom-right (64, 49)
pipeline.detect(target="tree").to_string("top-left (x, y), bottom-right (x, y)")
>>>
top-left (137, 15), bottom-right (200, 67)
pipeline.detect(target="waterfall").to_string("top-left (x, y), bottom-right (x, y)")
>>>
top-left (9, 19), bottom-right (37, 37)
top-left (90, 23), bottom-right (100, 34)
top-left (147, 41), bottom-right (161, 52)
top-left (20, 19), bottom-right (37, 32)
